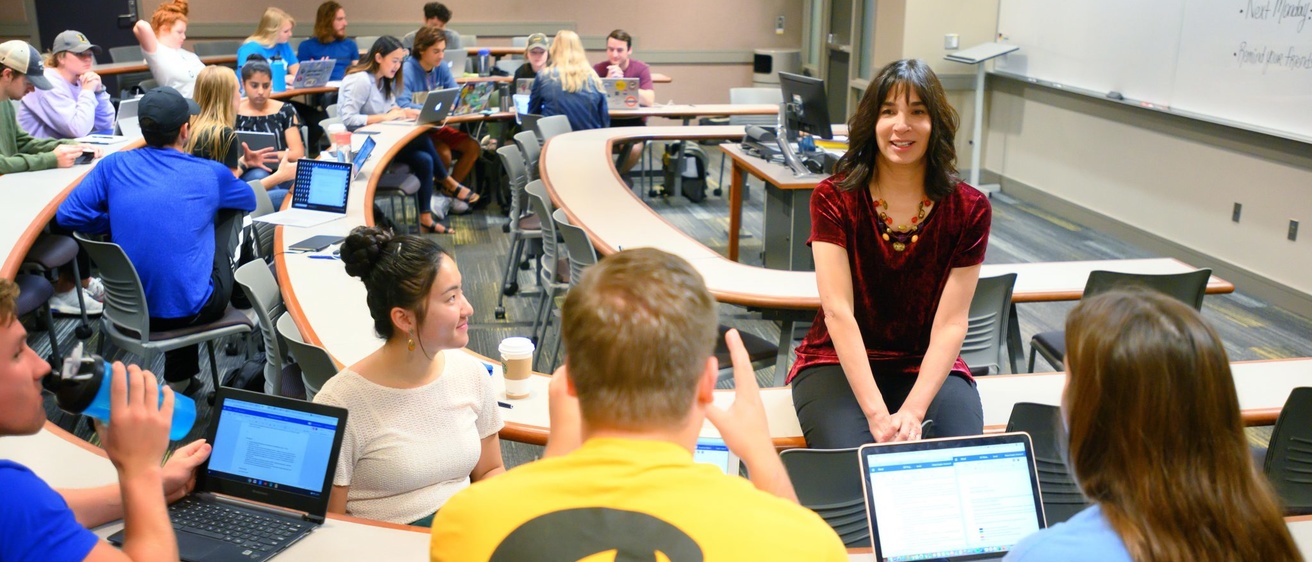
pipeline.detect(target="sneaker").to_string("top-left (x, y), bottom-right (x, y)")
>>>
top-left (167, 375), bottom-right (202, 396)
top-left (450, 198), bottom-right (471, 215)
top-left (49, 288), bottom-right (103, 316)
top-left (83, 277), bottom-right (105, 303)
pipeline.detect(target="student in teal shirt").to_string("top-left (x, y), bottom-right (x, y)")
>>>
top-left (1004, 290), bottom-right (1299, 561)
top-left (236, 7), bottom-right (299, 74)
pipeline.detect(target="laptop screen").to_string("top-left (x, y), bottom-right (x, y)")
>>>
top-left (292, 160), bottom-right (352, 213)
top-left (352, 135), bottom-right (376, 172)
top-left (862, 436), bottom-right (1045, 561)
top-left (206, 398), bottom-right (341, 498)
top-left (693, 438), bottom-right (738, 475)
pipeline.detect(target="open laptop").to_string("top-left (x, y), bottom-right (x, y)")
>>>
top-left (290, 59), bottom-right (335, 89)
top-left (512, 94), bottom-right (531, 125)
top-left (254, 159), bottom-right (353, 228)
top-left (380, 88), bottom-right (459, 127)
top-left (859, 433), bottom-right (1047, 562)
top-left (453, 82), bottom-right (495, 115)
top-left (109, 388), bottom-right (348, 562)
top-left (603, 77), bottom-right (640, 110)
top-left (444, 49), bottom-right (467, 75)
top-left (350, 134), bottom-right (376, 179)
top-left (693, 437), bottom-right (740, 476)
top-left (515, 78), bottom-right (534, 95)
top-left (116, 97), bottom-right (141, 137)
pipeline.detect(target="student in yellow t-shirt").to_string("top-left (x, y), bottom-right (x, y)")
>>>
top-left (430, 248), bottom-right (847, 561)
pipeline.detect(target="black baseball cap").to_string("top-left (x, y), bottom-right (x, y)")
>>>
top-left (138, 86), bottom-right (200, 133)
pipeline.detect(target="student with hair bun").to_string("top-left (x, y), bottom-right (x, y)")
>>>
top-left (132, 0), bottom-right (203, 98)
top-left (313, 226), bottom-right (504, 525)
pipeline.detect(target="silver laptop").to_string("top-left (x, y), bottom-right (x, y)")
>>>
top-left (603, 77), bottom-right (640, 110)
top-left (116, 97), bottom-right (141, 137)
top-left (254, 159), bottom-right (353, 228)
top-left (444, 49), bottom-right (467, 75)
top-left (383, 87), bottom-right (459, 126)
top-left (859, 433), bottom-right (1048, 562)
top-left (108, 388), bottom-right (348, 562)
top-left (290, 59), bottom-right (335, 89)
top-left (516, 78), bottom-right (534, 95)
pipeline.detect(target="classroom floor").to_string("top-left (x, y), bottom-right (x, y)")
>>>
top-left (31, 140), bottom-right (1310, 466)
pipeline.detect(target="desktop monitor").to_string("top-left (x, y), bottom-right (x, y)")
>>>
top-left (778, 71), bottom-right (833, 141)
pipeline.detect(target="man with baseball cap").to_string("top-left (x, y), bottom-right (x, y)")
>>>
top-left (57, 86), bottom-right (256, 394)
top-left (19, 30), bottom-right (115, 140)
top-left (513, 32), bottom-right (550, 83)
top-left (0, 39), bottom-right (99, 173)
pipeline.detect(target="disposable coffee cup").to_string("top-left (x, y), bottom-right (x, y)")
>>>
top-left (499, 337), bottom-right (535, 399)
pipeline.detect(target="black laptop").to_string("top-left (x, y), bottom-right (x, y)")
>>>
top-left (858, 433), bottom-right (1047, 562)
top-left (110, 388), bottom-right (348, 562)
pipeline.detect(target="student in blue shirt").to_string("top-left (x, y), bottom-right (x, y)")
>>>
top-left (1005, 290), bottom-right (1300, 561)
top-left (236, 7), bottom-right (298, 74)
top-left (399, 25), bottom-right (482, 194)
top-left (0, 277), bottom-right (212, 562)
top-left (57, 86), bottom-right (256, 392)
top-left (297, 1), bottom-right (358, 82)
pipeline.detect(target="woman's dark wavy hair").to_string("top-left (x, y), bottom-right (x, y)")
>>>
top-left (339, 226), bottom-right (448, 339)
top-left (240, 53), bottom-right (271, 82)
top-left (834, 59), bottom-right (960, 200)
top-left (346, 35), bottom-right (404, 100)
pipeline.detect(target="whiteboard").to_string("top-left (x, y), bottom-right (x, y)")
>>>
top-left (996, 0), bottom-right (1312, 142)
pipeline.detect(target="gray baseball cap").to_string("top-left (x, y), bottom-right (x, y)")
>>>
top-left (525, 33), bottom-right (549, 53)
top-left (52, 30), bottom-right (102, 56)
top-left (0, 40), bottom-right (53, 90)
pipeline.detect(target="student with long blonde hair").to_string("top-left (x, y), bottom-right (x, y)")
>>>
top-left (1006, 289), bottom-right (1302, 562)
top-left (132, 0), bottom-right (203, 97)
top-left (187, 66), bottom-right (278, 177)
top-left (527, 30), bottom-right (608, 131)
top-left (237, 7), bottom-right (299, 74)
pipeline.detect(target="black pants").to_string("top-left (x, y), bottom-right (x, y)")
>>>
top-left (147, 211), bottom-right (238, 383)
top-left (791, 363), bottom-right (984, 449)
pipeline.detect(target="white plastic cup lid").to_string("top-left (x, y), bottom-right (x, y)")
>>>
top-left (326, 123), bottom-right (346, 133)
top-left (499, 336), bottom-right (535, 358)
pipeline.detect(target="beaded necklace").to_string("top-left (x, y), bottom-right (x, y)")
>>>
top-left (873, 196), bottom-right (932, 252)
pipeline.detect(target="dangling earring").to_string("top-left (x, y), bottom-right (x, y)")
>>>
top-left (407, 331), bottom-right (416, 352)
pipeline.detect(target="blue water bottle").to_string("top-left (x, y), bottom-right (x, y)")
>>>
top-left (270, 57), bottom-right (288, 93)
top-left (45, 343), bottom-right (196, 441)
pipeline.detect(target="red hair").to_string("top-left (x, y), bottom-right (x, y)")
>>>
top-left (150, 0), bottom-right (189, 34)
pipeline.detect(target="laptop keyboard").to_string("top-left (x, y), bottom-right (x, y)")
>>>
top-left (170, 497), bottom-right (306, 554)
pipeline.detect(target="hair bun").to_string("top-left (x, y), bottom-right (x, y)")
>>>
top-left (167, 0), bottom-right (189, 14)
top-left (340, 226), bottom-right (395, 280)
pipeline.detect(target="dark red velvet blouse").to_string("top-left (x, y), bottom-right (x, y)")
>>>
top-left (787, 177), bottom-right (992, 384)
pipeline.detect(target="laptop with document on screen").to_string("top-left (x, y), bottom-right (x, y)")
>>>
top-left (108, 387), bottom-right (348, 562)
top-left (253, 159), bottom-right (353, 228)
top-left (858, 432), bottom-right (1047, 562)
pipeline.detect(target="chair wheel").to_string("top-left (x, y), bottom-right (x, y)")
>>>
top-left (75, 324), bottom-right (94, 340)
top-left (519, 260), bottom-right (531, 270)
top-left (713, 188), bottom-right (723, 197)
top-left (494, 307), bottom-right (506, 320)
top-left (206, 391), bottom-right (217, 407)
top-left (502, 223), bottom-right (511, 233)
top-left (647, 189), bottom-right (660, 197)
top-left (223, 341), bottom-right (240, 356)
top-left (502, 282), bottom-right (519, 297)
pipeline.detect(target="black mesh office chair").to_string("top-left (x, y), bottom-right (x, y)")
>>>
top-left (1006, 402), bottom-right (1088, 524)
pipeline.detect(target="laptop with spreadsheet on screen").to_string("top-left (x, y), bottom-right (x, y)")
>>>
top-left (858, 433), bottom-right (1047, 562)
top-left (109, 388), bottom-right (348, 562)
top-left (253, 159), bottom-right (353, 228)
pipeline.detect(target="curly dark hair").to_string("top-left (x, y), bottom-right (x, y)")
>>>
top-left (834, 59), bottom-right (960, 200)
top-left (339, 226), bottom-right (449, 339)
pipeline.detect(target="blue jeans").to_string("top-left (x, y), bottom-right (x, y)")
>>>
top-left (240, 168), bottom-right (291, 210)
top-left (394, 135), bottom-right (449, 213)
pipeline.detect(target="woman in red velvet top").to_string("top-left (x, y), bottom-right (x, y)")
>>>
top-left (788, 59), bottom-right (991, 449)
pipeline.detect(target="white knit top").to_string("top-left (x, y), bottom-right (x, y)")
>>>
top-left (313, 349), bottom-right (503, 523)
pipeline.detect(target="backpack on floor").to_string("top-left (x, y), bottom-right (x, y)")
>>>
top-left (662, 143), bottom-right (710, 202)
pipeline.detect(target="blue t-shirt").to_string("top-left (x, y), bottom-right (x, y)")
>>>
top-left (1005, 505), bottom-right (1131, 561)
top-left (528, 70), bottom-right (610, 132)
top-left (56, 146), bottom-right (257, 319)
top-left (0, 460), bottom-right (99, 562)
top-left (237, 41), bottom-right (298, 70)
top-left (296, 37), bottom-right (359, 82)
top-left (398, 56), bottom-right (458, 110)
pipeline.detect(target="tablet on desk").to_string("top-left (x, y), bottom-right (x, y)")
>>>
top-left (289, 235), bottom-right (345, 252)
top-left (693, 438), bottom-right (740, 476)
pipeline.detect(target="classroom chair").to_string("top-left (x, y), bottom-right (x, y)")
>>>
top-left (246, 180), bottom-right (277, 261)
top-left (353, 36), bottom-right (380, 51)
top-left (234, 260), bottom-right (305, 398)
top-left (108, 45), bottom-right (153, 97)
top-left (193, 40), bottom-right (242, 70)
top-left (13, 274), bottom-right (61, 368)
top-left (1028, 269), bottom-right (1212, 372)
top-left (535, 115), bottom-right (572, 141)
top-left (523, 181), bottom-right (569, 370)
top-left (1005, 402), bottom-right (1089, 524)
top-left (961, 273), bottom-right (1017, 375)
top-left (276, 313), bottom-right (338, 401)
top-left (494, 146), bottom-right (543, 320)
top-left (74, 232), bottom-right (254, 401)
top-left (513, 130), bottom-right (542, 182)
top-left (326, 103), bottom-right (339, 118)
top-left (779, 448), bottom-right (870, 548)
top-left (536, 209), bottom-right (599, 370)
top-left (374, 164), bottom-right (424, 234)
top-left (1264, 386), bottom-right (1312, 515)
top-left (22, 234), bottom-right (95, 340)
